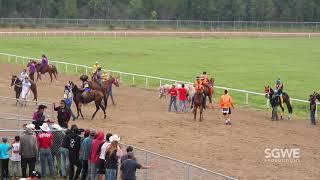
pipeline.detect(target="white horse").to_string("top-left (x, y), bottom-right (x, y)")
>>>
top-left (158, 83), bottom-right (195, 100)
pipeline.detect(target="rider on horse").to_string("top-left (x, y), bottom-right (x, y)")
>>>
top-left (92, 61), bottom-right (101, 80)
top-left (191, 77), bottom-right (205, 109)
top-left (80, 75), bottom-right (92, 100)
top-left (200, 71), bottom-right (213, 96)
top-left (275, 78), bottom-right (284, 105)
top-left (96, 67), bottom-right (103, 86)
top-left (20, 69), bottom-right (28, 82)
top-left (39, 54), bottom-right (49, 72)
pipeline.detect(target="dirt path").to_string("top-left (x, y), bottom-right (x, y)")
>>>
top-left (0, 63), bottom-right (319, 179)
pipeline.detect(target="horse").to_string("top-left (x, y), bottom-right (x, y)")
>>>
top-left (312, 92), bottom-right (320, 102)
top-left (27, 60), bottom-right (58, 83)
top-left (203, 78), bottom-right (214, 109)
top-left (193, 92), bottom-right (204, 121)
top-left (11, 75), bottom-right (37, 105)
top-left (80, 75), bottom-right (119, 108)
top-left (159, 83), bottom-right (195, 100)
top-left (69, 81), bottom-right (106, 120)
top-left (265, 85), bottom-right (292, 120)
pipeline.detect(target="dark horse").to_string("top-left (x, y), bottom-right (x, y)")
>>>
top-left (265, 85), bottom-right (293, 120)
top-left (69, 81), bottom-right (106, 120)
top-left (80, 75), bottom-right (119, 108)
top-left (193, 92), bottom-right (204, 121)
top-left (312, 92), bottom-right (320, 102)
top-left (203, 78), bottom-right (214, 109)
top-left (11, 75), bottom-right (37, 105)
top-left (27, 60), bottom-right (58, 83)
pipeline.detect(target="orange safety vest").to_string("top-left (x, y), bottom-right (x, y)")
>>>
top-left (195, 80), bottom-right (204, 92)
top-left (220, 94), bottom-right (233, 108)
top-left (201, 74), bottom-right (209, 84)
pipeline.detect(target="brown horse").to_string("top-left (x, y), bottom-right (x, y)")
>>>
top-left (69, 81), bottom-right (106, 120)
top-left (203, 78), bottom-right (214, 109)
top-left (265, 85), bottom-right (292, 120)
top-left (80, 75), bottom-right (119, 108)
top-left (27, 60), bottom-right (58, 83)
top-left (312, 92), bottom-right (320, 102)
top-left (193, 92), bottom-right (204, 121)
top-left (11, 75), bottom-right (37, 105)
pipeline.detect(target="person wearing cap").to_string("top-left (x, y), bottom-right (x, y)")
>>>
top-left (105, 134), bottom-right (122, 180)
top-left (66, 126), bottom-right (82, 180)
top-left (64, 85), bottom-right (76, 121)
top-left (11, 136), bottom-right (21, 179)
top-left (28, 59), bottom-right (36, 81)
top-left (21, 76), bottom-right (32, 103)
top-left (120, 152), bottom-right (152, 180)
top-left (92, 61), bottom-right (101, 80)
top-left (20, 128), bottom-right (38, 178)
top-left (50, 124), bottom-right (64, 176)
top-left (54, 100), bottom-right (71, 129)
top-left (220, 90), bottom-right (235, 125)
top-left (0, 137), bottom-right (11, 179)
top-left (275, 77), bottom-right (284, 105)
top-left (21, 68), bottom-right (29, 81)
top-left (168, 84), bottom-right (178, 112)
top-left (37, 123), bottom-right (55, 177)
top-left (81, 129), bottom-right (96, 180)
top-left (32, 105), bottom-right (47, 122)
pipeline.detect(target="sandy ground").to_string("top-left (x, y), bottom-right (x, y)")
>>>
top-left (0, 63), bottom-right (319, 179)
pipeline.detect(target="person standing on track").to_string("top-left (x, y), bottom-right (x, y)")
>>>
top-left (21, 69), bottom-right (29, 82)
top-left (21, 76), bottom-right (32, 104)
top-left (220, 89), bottom-right (235, 125)
top-left (168, 85), bottom-right (178, 112)
top-left (178, 84), bottom-right (188, 112)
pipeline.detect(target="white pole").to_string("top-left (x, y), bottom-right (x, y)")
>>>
top-left (266, 99), bottom-right (269, 108)
top-left (245, 93), bottom-right (249, 104)
top-left (160, 79), bottom-right (162, 87)
top-left (65, 64), bottom-right (68, 73)
top-left (85, 67), bottom-right (88, 75)
top-left (76, 65), bottom-right (78, 73)
top-left (132, 75), bottom-right (135, 85)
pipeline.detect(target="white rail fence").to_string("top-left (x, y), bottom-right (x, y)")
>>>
top-left (0, 52), bottom-right (317, 118)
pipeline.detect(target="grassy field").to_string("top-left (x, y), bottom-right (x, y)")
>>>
top-left (0, 36), bottom-right (319, 117)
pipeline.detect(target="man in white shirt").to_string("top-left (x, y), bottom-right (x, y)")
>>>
top-left (21, 69), bottom-right (29, 82)
top-left (21, 77), bottom-right (32, 104)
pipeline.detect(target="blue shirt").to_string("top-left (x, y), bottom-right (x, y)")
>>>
top-left (0, 143), bottom-right (11, 159)
top-left (81, 136), bottom-right (94, 160)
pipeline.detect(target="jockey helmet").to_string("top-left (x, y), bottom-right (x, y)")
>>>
top-left (95, 61), bottom-right (99, 64)
top-left (98, 67), bottom-right (102, 70)
top-left (42, 54), bottom-right (46, 58)
top-left (203, 71), bottom-right (207, 74)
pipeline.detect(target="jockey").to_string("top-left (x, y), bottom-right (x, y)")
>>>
top-left (82, 79), bottom-right (91, 99)
top-left (92, 61), bottom-right (101, 74)
top-left (40, 54), bottom-right (49, 72)
top-left (29, 60), bottom-right (36, 73)
top-left (200, 71), bottom-right (209, 85)
top-left (191, 77), bottom-right (205, 109)
top-left (275, 78), bottom-right (284, 104)
top-left (20, 69), bottom-right (28, 81)
top-left (96, 67), bottom-right (103, 86)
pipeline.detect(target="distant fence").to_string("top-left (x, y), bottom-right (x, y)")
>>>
top-left (0, 129), bottom-right (237, 180)
top-left (1, 18), bottom-right (320, 32)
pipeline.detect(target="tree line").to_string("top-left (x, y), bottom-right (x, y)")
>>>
top-left (1, 0), bottom-right (320, 22)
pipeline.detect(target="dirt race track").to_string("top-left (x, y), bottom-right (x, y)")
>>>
top-left (0, 63), bottom-right (319, 179)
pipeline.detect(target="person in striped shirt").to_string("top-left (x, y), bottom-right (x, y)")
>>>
top-left (220, 89), bottom-right (235, 125)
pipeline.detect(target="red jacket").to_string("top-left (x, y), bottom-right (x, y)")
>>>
top-left (168, 88), bottom-right (178, 97)
top-left (178, 88), bottom-right (187, 100)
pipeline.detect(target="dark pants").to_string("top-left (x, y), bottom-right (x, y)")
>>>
top-left (310, 110), bottom-right (316, 125)
top-left (69, 158), bottom-right (82, 180)
top-left (81, 160), bottom-right (88, 180)
top-left (168, 96), bottom-right (178, 112)
top-left (1, 158), bottom-right (9, 179)
top-left (272, 106), bottom-right (278, 120)
top-left (21, 157), bottom-right (36, 178)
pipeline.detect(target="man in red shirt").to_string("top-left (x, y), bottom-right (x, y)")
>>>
top-left (178, 84), bottom-right (188, 112)
top-left (37, 123), bottom-right (55, 177)
top-left (168, 85), bottom-right (178, 112)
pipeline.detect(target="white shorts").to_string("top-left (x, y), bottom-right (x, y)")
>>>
top-left (20, 90), bottom-right (29, 99)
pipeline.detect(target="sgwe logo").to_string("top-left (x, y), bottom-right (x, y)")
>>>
top-left (264, 148), bottom-right (300, 163)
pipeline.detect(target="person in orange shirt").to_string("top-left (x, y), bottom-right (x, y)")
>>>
top-left (200, 71), bottom-right (209, 85)
top-left (220, 89), bottom-right (235, 125)
top-left (191, 77), bottom-right (205, 109)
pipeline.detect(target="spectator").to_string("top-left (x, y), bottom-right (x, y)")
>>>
top-left (20, 128), bottom-right (38, 178)
top-left (96, 133), bottom-right (112, 180)
top-left (37, 123), bottom-right (55, 177)
top-left (50, 124), bottom-right (64, 177)
top-left (11, 136), bottom-right (21, 178)
top-left (309, 95), bottom-right (317, 125)
top-left (121, 146), bottom-right (134, 163)
top-left (79, 129), bottom-right (90, 163)
top-left (64, 85), bottom-right (76, 120)
top-left (105, 134), bottom-right (121, 180)
top-left (0, 137), bottom-right (11, 180)
top-left (168, 85), bottom-right (178, 112)
top-left (178, 84), bottom-right (188, 112)
top-left (91, 132), bottom-right (105, 180)
top-left (67, 126), bottom-right (82, 180)
top-left (32, 105), bottom-right (47, 131)
top-left (60, 129), bottom-right (71, 179)
top-left (81, 130), bottom-right (96, 180)
top-left (54, 100), bottom-right (72, 129)
top-left (220, 89), bottom-right (234, 125)
top-left (120, 152), bottom-right (152, 180)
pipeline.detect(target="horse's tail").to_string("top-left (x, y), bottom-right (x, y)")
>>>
top-left (283, 93), bottom-right (292, 114)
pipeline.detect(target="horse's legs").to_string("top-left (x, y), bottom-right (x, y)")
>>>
top-left (53, 72), bottom-right (57, 80)
top-left (49, 72), bottom-right (53, 83)
top-left (104, 93), bottom-right (109, 110)
top-left (92, 101), bottom-right (101, 120)
top-left (194, 106), bottom-right (197, 120)
top-left (99, 102), bottom-right (106, 119)
top-left (199, 106), bottom-right (203, 122)
top-left (279, 102), bottom-right (284, 120)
